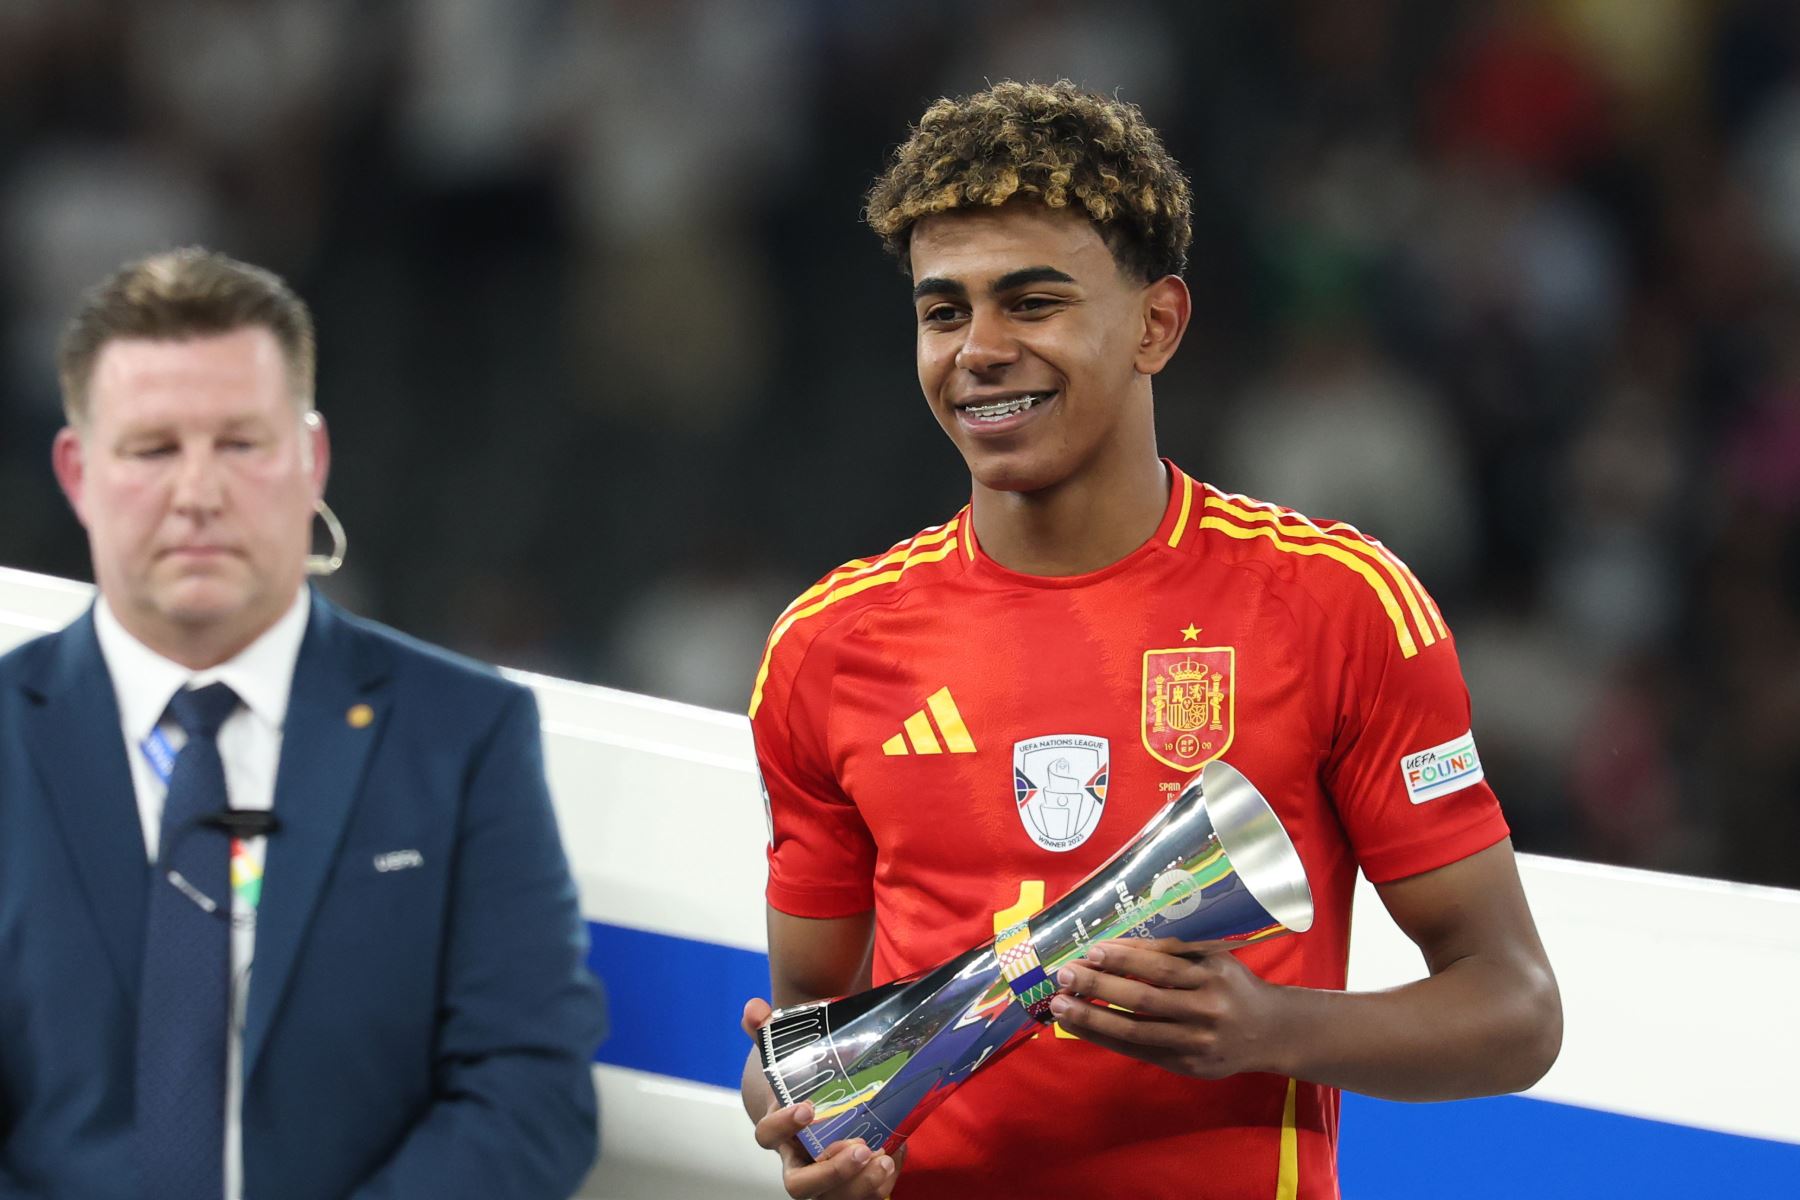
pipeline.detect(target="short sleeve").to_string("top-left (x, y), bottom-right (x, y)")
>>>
top-left (1322, 585), bottom-right (1510, 884)
top-left (751, 621), bottom-right (876, 918)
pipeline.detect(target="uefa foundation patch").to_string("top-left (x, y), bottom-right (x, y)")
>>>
top-left (1400, 731), bottom-right (1484, 804)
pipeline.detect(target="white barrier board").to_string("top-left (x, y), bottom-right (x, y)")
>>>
top-left (3, 565), bottom-right (1796, 1198)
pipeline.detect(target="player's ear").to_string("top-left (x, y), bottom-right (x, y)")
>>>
top-left (1135, 275), bottom-right (1190, 377)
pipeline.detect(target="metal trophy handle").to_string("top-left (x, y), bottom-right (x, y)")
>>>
top-left (757, 759), bottom-right (1313, 1160)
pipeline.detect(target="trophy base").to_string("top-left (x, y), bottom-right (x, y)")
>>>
top-left (757, 1001), bottom-right (901, 1159)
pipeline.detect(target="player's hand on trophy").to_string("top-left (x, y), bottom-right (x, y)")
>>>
top-left (1047, 938), bottom-right (1286, 1079)
top-left (741, 998), bottom-right (905, 1199)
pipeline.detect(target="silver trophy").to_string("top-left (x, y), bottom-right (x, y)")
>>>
top-left (758, 760), bottom-right (1313, 1160)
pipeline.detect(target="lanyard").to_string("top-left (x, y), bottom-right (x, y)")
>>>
top-left (140, 723), bottom-right (266, 912)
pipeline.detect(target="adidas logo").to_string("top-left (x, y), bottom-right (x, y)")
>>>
top-left (882, 687), bottom-right (976, 755)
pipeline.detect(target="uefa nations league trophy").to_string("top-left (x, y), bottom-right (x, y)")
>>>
top-left (758, 759), bottom-right (1314, 1160)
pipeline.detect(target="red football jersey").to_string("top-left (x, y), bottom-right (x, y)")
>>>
top-left (750, 463), bottom-right (1508, 1200)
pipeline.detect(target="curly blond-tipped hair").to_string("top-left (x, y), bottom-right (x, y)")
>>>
top-left (866, 79), bottom-right (1192, 282)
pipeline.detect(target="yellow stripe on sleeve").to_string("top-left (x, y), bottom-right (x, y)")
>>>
top-left (1355, 533), bottom-right (1450, 640)
top-left (1317, 521), bottom-right (1454, 644)
top-left (1207, 496), bottom-right (1435, 652)
top-left (1198, 514), bottom-right (1420, 657)
top-left (748, 537), bottom-right (962, 718)
top-left (771, 520), bottom-right (959, 626)
top-left (1420, 581), bottom-right (1448, 638)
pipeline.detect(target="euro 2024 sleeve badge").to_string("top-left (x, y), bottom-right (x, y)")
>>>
top-left (1142, 646), bottom-right (1235, 773)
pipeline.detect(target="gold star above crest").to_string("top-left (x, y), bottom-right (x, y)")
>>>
top-left (1181, 623), bottom-right (1200, 641)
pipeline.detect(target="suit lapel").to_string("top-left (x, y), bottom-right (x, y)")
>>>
top-left (243, 594), bottom-right (390, 1079)
top-left (22, 610), bottom-right (149, 1006)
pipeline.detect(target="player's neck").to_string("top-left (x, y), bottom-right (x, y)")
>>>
top-left (971, 452), bottom-right (1170, 577)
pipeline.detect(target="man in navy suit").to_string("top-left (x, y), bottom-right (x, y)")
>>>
top-left (0, 248), bottom-right (606, 1198)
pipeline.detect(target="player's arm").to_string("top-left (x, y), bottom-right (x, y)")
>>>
top-left (1280, 836), bottom-right (1559, 1098)
top-left (739, 904), bottom-right (874, 1099)
top-left (742, 617), bottom-right (897, 1198)
top-left (768, 905), bottom-right (876, 1005)
top-left (1048, 838), bottom-right (1560, 1099)
top-left (741, 907), bottom-right (899, 1199)
top-left (740, 905), bottom-right (874, 1076)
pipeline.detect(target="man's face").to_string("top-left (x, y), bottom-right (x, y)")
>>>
top-left (53, 326), bottom-right (328, 664)
top-left (909, 204), bottom-right (1165, 494)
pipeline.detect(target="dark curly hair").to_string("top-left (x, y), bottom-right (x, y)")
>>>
top-left (865, 79), bottom-right (1192, 282)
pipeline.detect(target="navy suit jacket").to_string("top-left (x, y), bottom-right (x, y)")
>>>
top-left (0, 593), bottom-right (605, 1199)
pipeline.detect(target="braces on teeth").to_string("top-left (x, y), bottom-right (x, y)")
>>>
top-left (966, 394), bottom-right (1046, 418)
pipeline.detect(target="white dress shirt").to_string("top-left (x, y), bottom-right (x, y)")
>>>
top-left (95, 587), bottom-right (309, 1200)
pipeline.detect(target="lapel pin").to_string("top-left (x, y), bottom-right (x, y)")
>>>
top-left (347, 703), bottom-right (374, 729)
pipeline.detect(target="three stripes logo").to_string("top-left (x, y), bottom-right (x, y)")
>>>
top-left (881, 687), bottom-right (976, 756)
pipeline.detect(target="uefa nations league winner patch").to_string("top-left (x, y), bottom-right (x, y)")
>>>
top-left (1399, 731), bottom-right (1484, 804)
top-left (1013, 734), bottom-right (1109, 851)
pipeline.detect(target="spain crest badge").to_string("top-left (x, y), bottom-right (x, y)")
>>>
top-left (1141, 646), bottom-right (1235, 772)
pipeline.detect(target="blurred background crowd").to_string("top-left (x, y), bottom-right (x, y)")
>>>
top-left (2, 0), bottom-right (1797, 889)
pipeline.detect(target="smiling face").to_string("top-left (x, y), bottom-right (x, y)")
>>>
top-left (909, 204), bottom-right (1186, 497)
top-left (52, 326), bottom-right (328, 668)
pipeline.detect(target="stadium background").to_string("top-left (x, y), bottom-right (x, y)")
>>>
top-left (2, 0), bottom-right (1799, 898)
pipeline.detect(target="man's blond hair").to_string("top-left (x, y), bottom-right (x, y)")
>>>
top-left (58, 247), bottom-right (316, 425)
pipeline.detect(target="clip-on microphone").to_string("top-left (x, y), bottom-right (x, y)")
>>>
top-left (201, 810), bottom-right (283, 839)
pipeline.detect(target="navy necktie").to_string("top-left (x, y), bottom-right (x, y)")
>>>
top-left (136, 681), bottom-right (240, 1200)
